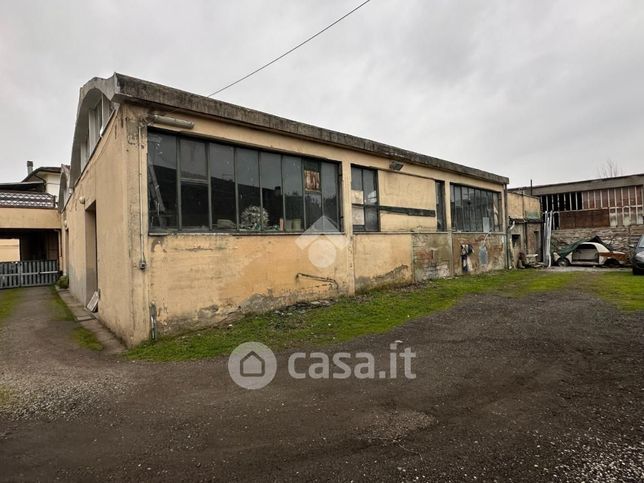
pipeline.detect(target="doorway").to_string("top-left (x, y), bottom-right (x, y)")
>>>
top-left (85, 202), bottom-right (98, 305)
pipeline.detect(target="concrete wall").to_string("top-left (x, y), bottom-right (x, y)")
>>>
top-left (508, 192), bottom-right (540, 220)
top-left (0, 239), bottom-right (20, 261)
top-left (0, 207), bottom-right (60, 229)
top-left (64, 105), bottom-right (148, 345)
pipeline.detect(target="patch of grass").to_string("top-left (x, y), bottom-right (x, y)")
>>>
top-left (0, 289), bottom-right (20, 325)
top-left (127, 270), bottom-right (579, 362)
top-left (72, 326), bottom-right (103, 351)
top-left (584, 271), bottom-right (644, 311)
top-left (0, 384), bottom-right (13, 407)
top-left (49, 285), bottom-right (75, 321)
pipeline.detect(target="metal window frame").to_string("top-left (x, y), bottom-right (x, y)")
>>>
top-left (351, 165), bottom-right (380, 232)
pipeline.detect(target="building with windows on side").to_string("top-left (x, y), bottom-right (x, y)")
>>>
top-left (510, 173), bottom-right (644, 261)
top-left (61, 74), bottom-right (509, 346)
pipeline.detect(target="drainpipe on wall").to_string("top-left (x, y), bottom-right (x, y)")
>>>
top-left (504, 183), bottom-right (511, 269)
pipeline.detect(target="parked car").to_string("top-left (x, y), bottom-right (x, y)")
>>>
top-left (554, 242), bottom-right (626, 268)
top-left (632, 235), bottom-right (644, 275)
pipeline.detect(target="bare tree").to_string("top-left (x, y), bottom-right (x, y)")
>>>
top-left (597, 159), bottom-right (622, 178)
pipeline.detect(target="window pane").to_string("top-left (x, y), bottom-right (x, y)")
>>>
top-left (180, 139), bottom-right (207, 180)
top-left (453, 185), bottom-right (462, 231)
top-left (436, 181), bottom-right (445, 231)
top-left (304, 160), bottom-right (321, 229)
top-left (352, 206), bottom-right (365, 231)
top-left (148, 132), bottom-right (178, 229)
top-left (181, 182), bottom-right (209, 229)
top-left (260, 152), bottom-right (283, 231)
top-left (283, 155), bottom-right (303, 231)
top-left (210, 143), bottom-right (236, 230)
top-left (321, 162), bottom-right (339, 230)
top-left (236, 148), bottom-right (261, 231)
top-left (364, 206), bottom-right (379, 231)
top-left (351, 166), bottom-right (363, 191)
top-left (363, 169), bottom-right (377, 205)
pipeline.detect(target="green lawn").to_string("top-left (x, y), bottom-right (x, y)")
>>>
top-left (127, 270), bottom-right (588, 362)
top-left (585, 271), bottom-right (644, 311)
top-left (0, 289), bottom-right (20, 325)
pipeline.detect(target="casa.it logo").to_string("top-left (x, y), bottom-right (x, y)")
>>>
top-left (295, 216), bottom-right (349, 268)
top-left (227, 342), bottom-right (277, 390)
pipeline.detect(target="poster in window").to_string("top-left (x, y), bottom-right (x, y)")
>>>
top-left (304, 170), bottom-right (320, 191)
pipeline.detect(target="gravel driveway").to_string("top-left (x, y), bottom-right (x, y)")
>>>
top-left (1, 284), bottom-right (642, 482)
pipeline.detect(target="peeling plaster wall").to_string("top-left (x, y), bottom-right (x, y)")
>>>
top-left (147, 233), bottom-right (351, 335)
top-left (412, 233), bottom-right (453, 281)
top-left (353, 234), bottom-right (412, 291)
top-left (452, 233), bottom-right (506, 275)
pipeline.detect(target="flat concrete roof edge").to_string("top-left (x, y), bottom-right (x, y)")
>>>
top-left (111, 73), bottom-right (508, 185)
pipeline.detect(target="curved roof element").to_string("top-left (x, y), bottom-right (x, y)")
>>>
top-left (70, 73), bottom-right (509, 186)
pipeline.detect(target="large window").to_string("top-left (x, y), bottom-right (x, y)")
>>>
top-left (148, 131), bottom-right (341, 232)
top-left (450, 184), bottom-right (501, 232)
top-left (351, 166), bottom-right (379, 232)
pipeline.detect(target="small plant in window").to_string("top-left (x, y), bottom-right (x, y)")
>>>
top-left (240, 205), bottom-right (269, 231)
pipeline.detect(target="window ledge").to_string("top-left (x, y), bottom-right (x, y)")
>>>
top-left (148, 231), bottom-right (347, 237)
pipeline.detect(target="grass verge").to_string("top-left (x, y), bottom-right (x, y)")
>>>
top-left (127, 270), bottom-right (579, 362)
top-left (0, 289), bottom-right (20, 325)
top-left (49, 285), bottom-right (75, 321)
top-left (584, 271), bottom-right (644, 311)
top-left (49, 285), bottom-right (103, 351)
top-left (72, 326), bottom-right (104, 351)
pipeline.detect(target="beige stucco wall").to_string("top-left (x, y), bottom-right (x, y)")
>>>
top-left (0, 239), bottom-right (20, 261)
top-left (0, 207), bottom-right (60, 229)
top-left (65, 102), bottom-right (507, 346)
top-left (64, 105), bottom-right (148, 346)
top-left (508, 192), bottom-right (540, 220)
top-left (353, 234), bottom-right (412, 291)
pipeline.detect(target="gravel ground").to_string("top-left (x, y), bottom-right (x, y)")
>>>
top-left (0, 283), bottom-right (642, 482)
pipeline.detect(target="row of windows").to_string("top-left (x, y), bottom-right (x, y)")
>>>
top-left (148, 132), bottom-right (342, 232)
top-left (148, 131), bottom-right (503, 234)
top-left (450, 184), bottom-right (502, 233)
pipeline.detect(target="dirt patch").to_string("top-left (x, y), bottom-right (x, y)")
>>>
top-left (0, 283), bottom-right (642, 481)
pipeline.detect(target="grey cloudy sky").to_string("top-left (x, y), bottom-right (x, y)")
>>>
top-left (1, 0), bottom-right (642, 187)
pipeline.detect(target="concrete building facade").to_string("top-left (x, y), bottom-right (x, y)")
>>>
top-left (62, 74), bottom-right (509, 347)
top-left (510, 174), bottom-right (644, 261)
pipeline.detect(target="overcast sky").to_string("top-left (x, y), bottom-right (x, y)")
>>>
top-left (1, 0), bottom-right (642, 187)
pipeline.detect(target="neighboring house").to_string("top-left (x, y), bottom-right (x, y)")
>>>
top-left (510, 174), bottom-right (644, 261)
top-left (0, 163), bottom-right (61, 264)
top-left (507, 192), bottom-right (542, 267)
top-left (23, 162), bottom-right (62, 205)
top-left (62, 73), bottom-right (509, 347)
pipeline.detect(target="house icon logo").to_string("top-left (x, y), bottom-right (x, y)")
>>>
top-left (240, 350), bottom-right (265, 377)
top-left (228, 342), bottom-right (277, 390)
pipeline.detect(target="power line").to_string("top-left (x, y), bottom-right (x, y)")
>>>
top-left (207, 0), bottom-right (373, 97)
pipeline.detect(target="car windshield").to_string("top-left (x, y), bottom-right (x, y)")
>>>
top-left (639, 236), bottom-right (644, 248)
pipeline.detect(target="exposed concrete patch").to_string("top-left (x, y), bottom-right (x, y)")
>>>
top-left (355, 264), bottom-right (410, 292)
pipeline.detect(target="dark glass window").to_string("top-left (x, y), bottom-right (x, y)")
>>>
top-left (179, 139), bottom-right (209, 229)
top-left (147, 130), bottom-right (341, 233)
top-left (210, 143), bottom-right (236, 230)
top-left (260, 152), bottom-right (283, 231)
top-left (148, 132), bottom-right (178, 229)
top-left (351, 166), bottom-right (379, 232)
top-left (436, 180), bottom-right (446, 231)
top-left (321, 162), bottom-right (339, 231)
top-left (283, 156), bottom-right (303, 232)
top-left (236, 149), bottom-right (261, 231)
top-left (450, 184), bottom-right (501, 232)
